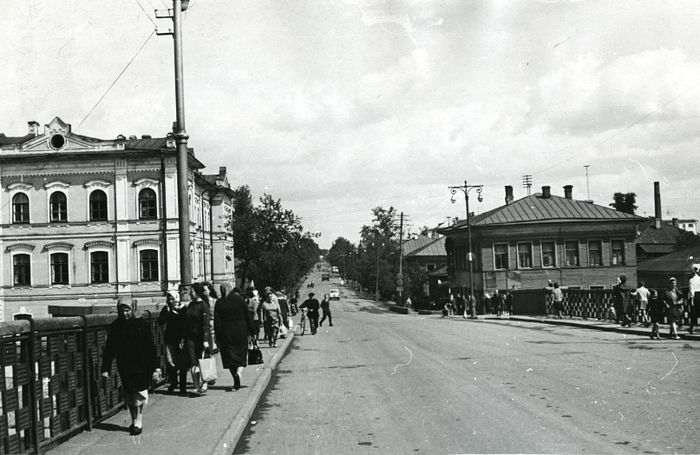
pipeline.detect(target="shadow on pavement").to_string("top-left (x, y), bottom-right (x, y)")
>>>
top-left (93, 422), bottom-right (129, 433)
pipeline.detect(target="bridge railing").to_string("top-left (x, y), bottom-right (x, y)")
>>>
top-left (0, 312), bottom-right (167, 455)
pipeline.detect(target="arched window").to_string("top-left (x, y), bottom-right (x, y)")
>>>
top-left (90, 251), bottom-right (109, 284)
top-left (12, 193), bottom-right (29, 224)
top-left (89, 190), bottom-right (108, 221)
top-left (50, 252), bottom-right (69, 285)
top-left (13, 254), bottom-right (31, 286)
top-left (138, 188), bottom-right (157, 220)
top-left (139, 249), bottom-right (159, 282)
top-left (49, 191), bottom-right (67, 222)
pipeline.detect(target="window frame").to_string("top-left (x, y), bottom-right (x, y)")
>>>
top-left (89, 189), bottom-right (109, 222)
top-left (12, 192), bottom-right (30, 224)
top-left (610, 239), bottom-right (625, 266)
top-left (541, 241), bottom-right (556, 268)
top-left (588, 240), bottom-right (603, 267)
top-left (50, 252), bottom-right (70, 286)
top-left (90, 250), bottom-right (110, 284)
top-left (516, 242), bottom-right (533, 269)
top-left (138, 188), bottom-right (158, 220)
top-left (49, 191), bottom-right (68, 223)
top-left (12, 253), bottom-right (32, 287)
top-left (493, 243), bottom-right (509, 270)
top-left (139, 249), bottom-right (159, 282)
top-left (564, 240), bottom-right (580, 267)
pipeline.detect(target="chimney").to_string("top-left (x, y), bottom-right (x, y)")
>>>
top-left (541, 186), bottom-right (551, 199)
top-left (654, 181), bottom-right (662, 229)
top-left (505, 185), bottom-right (514, 205)
top-left (28, 121), bottom-right (40, 136)
top-left (563, 185), bottom-right (573, 199)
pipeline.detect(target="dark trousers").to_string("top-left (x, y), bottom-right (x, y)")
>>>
top-left (320, 310), bottom-right (332, 326)
top-left (308, 314), bottom-right (319, 334)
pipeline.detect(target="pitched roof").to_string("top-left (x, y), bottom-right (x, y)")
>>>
top-left (403, 235), bottom-right (446, 257)
top-left (440, 193), bottom-right (643, 232)
top-left (635, 220), bottom-right (685, 247)
top-left (637, 245), bottom-right (700, 274)
top-left (124, 137), bottom-right (172, 150)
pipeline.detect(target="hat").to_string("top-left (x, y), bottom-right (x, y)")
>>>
top-left (117, 297), bottom-right (133, 310)
top-left (166, 290), bottom-right (179, 301)
top-left (693, 264), bottom-right (700, 273)
top-left (669, 276), bottom-right (677, 282)
top-left (309, 292), bottom-right (315, 297)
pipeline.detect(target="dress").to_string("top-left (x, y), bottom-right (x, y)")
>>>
top-left (214, 292), bottom-right (254, 369)
top-left (663, 288), bottom-right (683, 324)
top-left (648, 295), bottom-right (665, 324)
top-left (182, 299), bottom-right (211, 368)
top-left (101, 317), bottom-right (158, 402)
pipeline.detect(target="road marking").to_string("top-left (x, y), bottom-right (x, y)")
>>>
top-left (391, 346), bottom-right (413, 375)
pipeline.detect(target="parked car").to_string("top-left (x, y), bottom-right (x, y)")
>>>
top-left (329, 288), bottom-right (340, 300)
top-left (321, 273), bottom-right (330, 281)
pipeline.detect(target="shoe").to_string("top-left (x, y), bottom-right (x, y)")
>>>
top-left (673, 335), bottom-right (681, 340)
top-left (656, 335), bottom-right (662, 340)
top-left (330, 324), bottom-right (333, 326)
top-left (167, 383), bottom-right (177, 393)
top-left (233, 373), bottom-right (241, 390)
top-left (128, 424), bottom-right (135, 435)
top-left (689, 328), bottom-right (694, 335)
top-left (132, 426), bottom-right (142, 436)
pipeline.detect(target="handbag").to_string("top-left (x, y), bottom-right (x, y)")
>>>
top-left (198, 353), bottom-right (218, 382)
top-left (248, 339), bottom-right (264, 365)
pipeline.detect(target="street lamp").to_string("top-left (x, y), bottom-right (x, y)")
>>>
top-left (448, 180), bottom-right (483, 302)
top-left (156, 0), bottom-right (192, 301)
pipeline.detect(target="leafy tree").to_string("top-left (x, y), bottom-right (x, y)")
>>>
top-left (675, 230), bottom-right (700, 250)
top-left (327, 237), bottom-right (356, 278)
top-left (356, 207), bottom-right (401, 299)
top-left (609, 192), bottom-right (637, 214)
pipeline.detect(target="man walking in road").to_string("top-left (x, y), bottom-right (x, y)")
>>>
top-left (688, 264), bottom-right (700, 334)
top-left (320, 293), bottom-right (333, 327)
top-left (614, 275), bottom-right (632, 327)
top-left (300, 292), bottom-right (321, 335)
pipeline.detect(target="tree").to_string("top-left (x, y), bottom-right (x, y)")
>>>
top-left (327, 237), bottom-right (356, 279)
top-left (357, 207), bottom-right (401, 299)
top-left (609, 192), bottom-right (637, 214)
top-left (675, 230), bottom-right (700, 250)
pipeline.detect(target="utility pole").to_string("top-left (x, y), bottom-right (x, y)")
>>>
top-left (375, 229), bottom-right (380, 301)
top-left (156, 0), bottom-right (192, 301)
top-left (397, 211), bottom-right (404, 305)
top-left (584, 164), bottom-right (591, 201)
top-left (449, 181), bottom-right (483, 300)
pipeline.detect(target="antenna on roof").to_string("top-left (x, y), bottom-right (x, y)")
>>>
top-left (522, 174), bottom-right (532, 196)
top-left (584, 165), bottom-right (591, 201)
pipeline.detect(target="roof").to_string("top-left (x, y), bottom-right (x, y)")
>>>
top-left (124, 137), bottom-right (172, 150)
top-left (0, 134), bottom-right (34, 146)
top-left (438, 193), bottom-right (644, 233)
top-left (637, 245), bottom-right (700, 274)
top-left (403, 235), bottom-right (446, 258)
top-left (429, 265), bottom-right (448, 277)
top-left (638, 244), bottom-right (677, 254)
top-left (635, 220), bottom-right (685, 247)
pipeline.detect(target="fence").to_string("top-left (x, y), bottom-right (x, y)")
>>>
top-left (0, 312), bottom-right (167, 454)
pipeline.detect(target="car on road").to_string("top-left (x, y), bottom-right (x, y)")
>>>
top-left (321, 273), bottom-right (330, 281)
top-left (329, 288), bottom-right (340, 300)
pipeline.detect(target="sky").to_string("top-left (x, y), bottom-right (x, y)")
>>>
top-left (2, 0), bottom-right (699, 249)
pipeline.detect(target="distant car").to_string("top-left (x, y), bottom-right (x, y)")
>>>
top-left (329, 289), bottom-right (340, 300)
top-left (321, 273), bottom-right (330, 281)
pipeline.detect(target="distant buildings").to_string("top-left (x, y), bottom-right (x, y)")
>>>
top-left (0, 117), bottom-right (234, 320)
top-left (402, 233), bottom-right (446, 303)
top-left (437, 185), bottom-right (645, 295)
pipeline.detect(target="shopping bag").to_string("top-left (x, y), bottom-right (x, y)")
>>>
top-left (248, 340), bottom-right (264, 365)
top-left (198, 354), bottom-right (218, 382)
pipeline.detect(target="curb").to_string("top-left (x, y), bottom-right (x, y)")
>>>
top-left (211, 331), bottom-right (295, 454)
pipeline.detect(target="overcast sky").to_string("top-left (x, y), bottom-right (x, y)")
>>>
top-left (2, 0), bottom-right (699, 248)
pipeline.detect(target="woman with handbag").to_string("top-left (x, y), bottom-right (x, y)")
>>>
top-left (157, 290), bottom-right (187, 394)
top-left (182, 283), bottom-right (212, 395)
top-left (262, 291), bottom-right (282, 347)
top-left (215, 284), bottom-right (255, 391)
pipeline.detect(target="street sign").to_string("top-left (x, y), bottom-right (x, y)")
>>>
top-left (396, 286), bottom-right (403, 292)
top-left (396, 277), bottom-right (404, 287)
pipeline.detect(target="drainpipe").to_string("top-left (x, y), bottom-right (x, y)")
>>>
top-left (160, 154), bottom-right (169, 291)
top-left (209, 189), bottom-right (220, 285)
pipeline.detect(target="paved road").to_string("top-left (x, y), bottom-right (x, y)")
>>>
top-left (235, 286), bottom-right (700, 454)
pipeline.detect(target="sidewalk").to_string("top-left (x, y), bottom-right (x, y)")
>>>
top-left (48, 332), bottom-right (295, 455)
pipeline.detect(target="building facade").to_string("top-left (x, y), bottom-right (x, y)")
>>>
top-left (0, 117), bottom-right (235, 320)
top-left (437, 185), bottom-right (645, 296)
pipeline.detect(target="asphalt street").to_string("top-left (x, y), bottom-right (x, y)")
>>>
top-left (235, 281), bottom-right (700, 454)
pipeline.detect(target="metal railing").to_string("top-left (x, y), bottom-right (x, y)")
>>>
top-left (0, 312), bottom-right (167, 454)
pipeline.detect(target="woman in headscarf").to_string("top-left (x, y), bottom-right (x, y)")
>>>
top-left (157, 290), bottom-right (187, 393)
top-left (214, 283), bottom-right (255, 390)
top-left (183, 283), bottom-right (212, 394)
top-left (262, 291), bottom-right (282, 347)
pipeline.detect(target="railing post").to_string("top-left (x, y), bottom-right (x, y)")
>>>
top-left (79, 316), bottom-right (94, 432)
top-left (19, 316), bottom-right (41, 454)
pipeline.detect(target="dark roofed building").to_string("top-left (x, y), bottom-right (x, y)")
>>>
top-left (635, 220), bottom-right (687, 262)
top-left (402, 234), bottom-right (447, 305)
top-left (637, 245), bottom-right (700, 290)
top-left (437, 185), bottom-right (645, 296)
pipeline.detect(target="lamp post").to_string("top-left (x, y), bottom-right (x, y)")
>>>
top-left (448, 180), bottom-right (483, 300)
top-left (156, 0), bottom-right (192, 301)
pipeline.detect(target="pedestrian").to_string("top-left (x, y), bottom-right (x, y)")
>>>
top-left (299, 292), bottom-right (320, 335)
top-left (262, 291), bottom-right (282, 347)
top-left (448, 292), bottom-right (456, 317)
top-left (157, 290), bottom-right (187, 393)
top-left (320, 293), bottom-right (333, 327)
top-left (505, 288), bottom-right (514, 315)
top-left (101, 298), bottom-right (160, 435)
top-left (182, 283), bottom-right (212, 394)
top-left (664, 277), bottom-right (684, 339)
top-left (632, 280), bottom-right (651, 327)
top-left (455, 293), bottom-right (465, 318)
top-left (648, 289), bottom-right (664, 340)
top-left (277, 291), bottom-right (290, 330)
top-left (201, 282), bottom-right (218, 386)
top-left (247, 288), bottom-right (262, 341)
top-left (551, 282), bottom-right (564, 319)
top-left (614, 275), bottom-right (632, 327)
top-left (687, 264), bottom-right (700, 334)
top-left (214, 284), bottom-right (255, 391)
top-left (493, 290), bottom-right (503, 316)
top-left (545, 280), bottom-right (554, 315)
top-left (405, 295), bottom-right (412, 310)
top-left (289, 292), bottom-right (299, 316)
top-left (467, 293), bottom-right (477, 318)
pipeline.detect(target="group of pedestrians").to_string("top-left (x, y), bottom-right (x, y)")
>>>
top-left (441, 291), bottom-right (510, 318)
top-left (296, 292), bottom-right (334, 335)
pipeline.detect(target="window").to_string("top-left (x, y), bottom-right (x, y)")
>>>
top-left (50, 253), bottom-right (69, 285)
top-left (541, 242), bottom-right (556, 268)
top-left (89, 190), bottom-right (108, 221)
top-left (13, 254), bottom-right (31, 286)
top-left (588, 241), bottom-right (602, 266)
top-left (49, 191), bottom-right (67, 222)
top-left (139, 250), bottom-right (159, 282)
top-left (90, 251), bottom-right (109, 284)
top-left (611, 240), bottom-right (625, 265)
top-left (12, 193), bottom-right (30, 224)
top-left (517, 243), bottom-right (532, 268)
top-left (565, 241), bottom-right (579, 266)
top-left (138, 189), bottom-right (157, 220)
top-left (494, 244), bottom-right (508, 270)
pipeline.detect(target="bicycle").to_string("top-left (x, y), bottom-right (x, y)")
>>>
top-left (298, 308), bottom-right (307, 336)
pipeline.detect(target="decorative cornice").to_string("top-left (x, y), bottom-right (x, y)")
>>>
top-left (42, 242), bottom-right (74, 252)
top-left (84, 241), bottom-right (115, 250)
top-left (8, 182), bottom-right (33, 191)
top-left (133, 178), bottom-right (159, 187)
top-left (6, 243), bottom-right (35, 253)
top-left (133, 239), bottom-right (161, 248)
top-left (45, 181), bottom-right (70, 190)
top-left (84, 179), bottom-right (111, 189)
